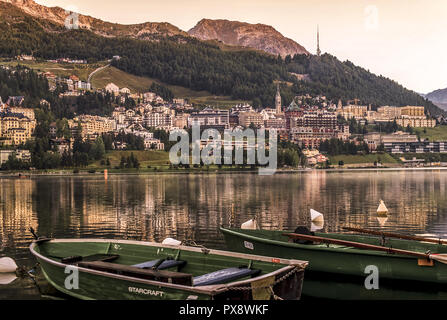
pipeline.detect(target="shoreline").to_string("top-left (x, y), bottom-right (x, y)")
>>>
top-left (2, 166), bottom-right (447, 177)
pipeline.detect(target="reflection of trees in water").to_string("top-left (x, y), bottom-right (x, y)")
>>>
top-left (2, 171), bottom-right (447, 255)
top-left (0, 178), bottom-right (36, 252)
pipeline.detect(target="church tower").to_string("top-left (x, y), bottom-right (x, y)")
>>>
top-left (275, 83), bottom-right (282, 114)
top-left (317, 25), bottom-right (321, 57)
top-left (337, 99), bottom-right (343, 111)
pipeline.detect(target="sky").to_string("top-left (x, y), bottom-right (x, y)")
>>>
top-left (35, 0), bottom-right (447, 94)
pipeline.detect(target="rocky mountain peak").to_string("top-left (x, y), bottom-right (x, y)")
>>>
top-left (0, 0), bottom-right (187, 38)
top-left (188, 18), bottom-right (309, 57)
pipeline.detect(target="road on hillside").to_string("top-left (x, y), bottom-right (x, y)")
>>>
top-left (87, 64), bottom-right (110, 87)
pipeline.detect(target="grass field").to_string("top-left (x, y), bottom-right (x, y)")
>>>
top-left (1, 59), bottom-right (251, 106)
top-left (0, 59), bottom-right (106, 82)
top-left (90, 66), bottom-right (249, 106)
top-left (87, 150), bottom-right (263, 173)
top-left (94, 151), bottom-right (401, 171)
top-left (414, 126), bottom-right (447, 141)
top-left (91, 66), bottom-right (157, 93)
top-left (187, 96), bottom-right (249, 108)
top-left (90, 150), bottom-right (171, 168)
top-left (329, 153), bottom-right (398, 165)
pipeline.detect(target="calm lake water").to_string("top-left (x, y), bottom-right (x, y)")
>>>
top-left (1, 170), bottom-right (447, 299)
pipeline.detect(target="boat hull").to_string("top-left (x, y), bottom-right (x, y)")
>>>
top-left (37, 257), bottom-right (210, 300)
top-left (220, 228), bottom-right (447, 299)
top-left (31, 239), bottom-right (307, 300)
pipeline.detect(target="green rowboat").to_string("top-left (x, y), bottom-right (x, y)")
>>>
top-left (30, 238), bottom-right (308, 300)
top-left (220, 228), bottom-right (447, 285)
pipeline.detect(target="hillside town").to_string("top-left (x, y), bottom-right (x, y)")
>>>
top-left (0, 67), bottom-right (446, 169)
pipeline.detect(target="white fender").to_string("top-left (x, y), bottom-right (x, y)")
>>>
top-left (241, 219), bottom-right (258, 230)
top-left (0, 273), bottom-right (17, 285)
top-left (161, 238), bottom-right (182, 246)
top-left (0, 257), bottom-right (17, 273)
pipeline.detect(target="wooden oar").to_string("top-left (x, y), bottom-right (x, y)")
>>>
top-left (283, 233), bottom-right (447, 264)
top-left (343, 227), bottom-right (447, 245)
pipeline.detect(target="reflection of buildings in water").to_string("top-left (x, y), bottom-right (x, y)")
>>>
top-left (3, 172), bottom-right (447, 253)
top-left (0, 179), bottom-right (37, 249)
top-left (234, 171), bottom-right (447, 234)
top-left (56, 176), bottom-right (191, 242)
top-left (336, 172), bottom-right (447, 233)
top-left (53, 172), bottom-right (447, 241)
top-left (255, 172), bottom-right (331, 231)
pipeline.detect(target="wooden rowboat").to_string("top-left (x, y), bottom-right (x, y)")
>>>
top-left (30, 238), bottom-right (308, 300)
top-left (220, 227), bottom-right (447, 285)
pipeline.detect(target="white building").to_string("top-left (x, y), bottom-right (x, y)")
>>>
top-left (77, 81), bottom-right (91, 91)
top-left (188, 108), bottom-right (229, 128)
top-left (105, 83), bottom-right (120, 96)
top-left (144, 112), bottom-right (173, 128)
top-left (120, 87), bottom-right (131, 95)
top-left (143, 92), bottom-right (157, 103)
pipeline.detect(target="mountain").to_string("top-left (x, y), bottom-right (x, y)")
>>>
top-left (0, 0), bottom-right (187, 39)
top-left (0, 0), bottom-right (445, 116)
top-left (425, 88), bottom-right (447, 111)
top-left (188, 19), bottom-right (309, 58)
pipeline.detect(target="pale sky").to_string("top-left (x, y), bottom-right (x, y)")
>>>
top-left (36, 0), bottom-right (447, 94)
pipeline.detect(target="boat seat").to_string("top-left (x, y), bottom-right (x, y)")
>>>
top-left (132, 258), bottom-right (186, 270)
top-left (77, 261), bottom-right (193, 286)
top-left (193, 267), bottom-right (261, 287)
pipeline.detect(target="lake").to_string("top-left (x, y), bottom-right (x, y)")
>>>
top-left (1, 170), bottom-right (447, 299)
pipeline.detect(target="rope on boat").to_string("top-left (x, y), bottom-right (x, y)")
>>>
top-left (224, 266), bottom-right (300, 300)
top-left (269, 287), bottom-right (283, 301)
top-left (181, 240), bottom-right (211, 254)
top-left (14, 262), bottom-right (46, 295)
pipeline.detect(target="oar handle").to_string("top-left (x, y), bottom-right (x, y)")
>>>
top-left (343, 227), bottom-right (447, 245)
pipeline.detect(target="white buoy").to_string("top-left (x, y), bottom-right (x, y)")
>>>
top-left (0, 273), bottom-right (17, 285)
top-left (377, 200), bottom-right (389, 217)
top-left (241, 219), bottom-right (259, 230)
top-left (0, 257), bottom-right (18, 273)
top-left (310, 209), bottom-right (324, 223)
top-left (377, 216), bottom-right (388, 227)
top-left (311, 221), bottom-right (324, 232)
top-left (162, 238), bottom-right (182, 246)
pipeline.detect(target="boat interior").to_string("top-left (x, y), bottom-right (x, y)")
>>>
top-left (35, 241), bottom-right (283, 287)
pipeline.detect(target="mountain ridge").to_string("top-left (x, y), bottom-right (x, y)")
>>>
top-left (188, 18), bottom-right (309, 58)
top-left (0, 0), bottom-right (445, 116)
top-left (425, 87), bottom-right (447, 111)
top-left (2, 0), bottom-right (309, 55)
top-left (0, 0), bottom-right (188, 39)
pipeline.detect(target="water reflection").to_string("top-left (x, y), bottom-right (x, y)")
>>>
top-left (1, 171), bottom-right (447, 299)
